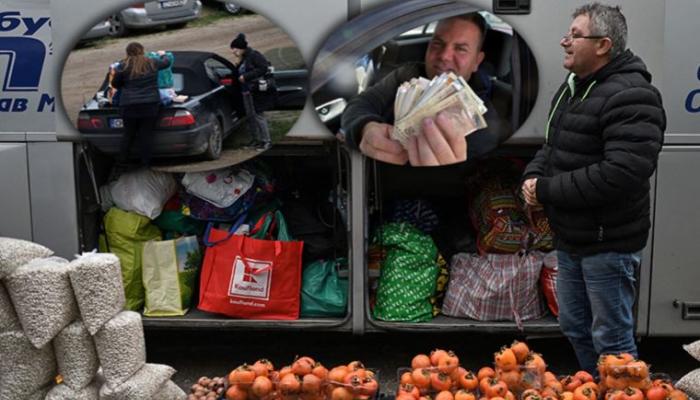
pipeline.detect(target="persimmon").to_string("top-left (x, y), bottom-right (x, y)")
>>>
top-left (605, 390), bottom-right (625, 400)
top-left (541, 387), bottom-right (561, 399)
top-left (412, 354), bottom-right (432, 369)
top-left (497, 369), bottom-right (521, 391)
top-left (362, 384), bottom-right (379, 400)
top-left (419, 397), bottom-right (433, 400)
top-left (668, 390), bottom-right (689, 400)
top-left (621, 387), bottom-right (643, 400)
top-left (431, 349), bottom-right (450, 366)
top-left (251, 376), bottom-right (274, 397)
top-left (347, 360), bottom-right (365, 371)
top-left (397, 395), bottom-right (418, 400)
top-left (292, 357), bottom-right (315, 376)
top-left (627, 378), bottom-right (651, 391)
top-left (301, 373), bottom-right (322, 394)
top-left (625, 361), bottom-right (649, 379)
top-left (574, 371), bottom-right (594, 384)
top-left (525, 352), bottom-right (547, 374)
top-left (478, 367), bottom-right (496, 381)
top-left (436, 391), bottom-right (455, 400)
top-left (279, 366), bottom-right (294, 380)
top-left (604, 376), bottom-right (628, 391)
top-left (328, 366), bottom-right (349, 383)
top-left (560, 376), bottom-right (582, 392)
top-left (546, 380), bottom-right (564, 394)
top-left (401, 371), bottom-right (415, 385)
top-left (226, 385), bottom-right (248, 400)
top-left (490, 397), bottom-right (506, 400)
top-left (399, 383), bottom-right (421, 399)
top-left (505, 391), bottom-right (516, 400)
top-left (572, 385), bottom-right (597, 400)
top-left (312, 363), bottom-right (328, 380)
top-left (412, 368), bottom-right (432, 389)
top-left (460, 371), bottom-right (479, 391)
top-left (560, 392), bottom-right (574, 400)
top-left (544, 372), bottom-right (558, 384)
top-left (495, 348), bottom-right (517, 372)
top-left (484, 379), bottom-right (509, 398)
top-left (455, 390), bottom-right (476, 400)
top-left (645, 386), bottom-right (669, 400)
top-left (522, 389), bottom-right (541, 399)
top-left (438, 351), bottom-right (460, 374)
top-left (431, 372), bottom-right (453, 392)
top-left (510, 340), bottom-right (530, 364)
top-left (279, 373), bottom-right (302, 394)
top-left (541, 396), bottom-right (558, 400)
top-left (229, 365), bottom-right (256, 389)
top-left (579, 382), bottom-right (599, 393)
top-left (251, 359), bottom-right (274, 377)
top-left (331, 387), bottom-right (354, 400)
top-left (451, 367), bottom-right (467, 384)
top-left (480, 377), bottom-right (491, 395)
top-left (344, 371), bottom-right (367, 384)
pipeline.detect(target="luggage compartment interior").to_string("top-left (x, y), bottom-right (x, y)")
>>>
top-left (363, 146), bottom-right (560, 333)
top-left (75, 140), bottom-right (354, 331)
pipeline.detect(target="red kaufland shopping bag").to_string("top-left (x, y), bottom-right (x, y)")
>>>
top-left (198, 211), bottom-right (304, 319)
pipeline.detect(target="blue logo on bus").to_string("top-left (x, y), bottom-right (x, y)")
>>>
top-left (0, 11), bottom-right (53, 112)
top-left (0, 37), bottom-right (46, 91)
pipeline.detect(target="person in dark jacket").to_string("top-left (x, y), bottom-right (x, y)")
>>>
top-left (112, 42), bottom-right (171, 166)
top-left (520, 3), bottom-right (665, 374)
top-left (340, 13), bottom-right (511, 166)
top-left (230, 33), bottom-right (276, 151)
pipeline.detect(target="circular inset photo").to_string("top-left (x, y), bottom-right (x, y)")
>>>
top-left (62, 0), bottom-right (307, 172)
top-left (311, 0), bottom-right (538, 167)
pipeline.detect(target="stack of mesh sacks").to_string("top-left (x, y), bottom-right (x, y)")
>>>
top-left (676, 339), bottom-right (700, 399)
top-left (0, 237), bottom-right (186, 400)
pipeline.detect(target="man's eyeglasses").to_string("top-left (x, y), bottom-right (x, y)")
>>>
top-left (561, 33), bottom-right (607, 43)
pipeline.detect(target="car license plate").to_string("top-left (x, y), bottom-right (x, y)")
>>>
top-left (160, 0), bottom-right (185, 8)
top-left (109, 118), bottom-right (123, 129)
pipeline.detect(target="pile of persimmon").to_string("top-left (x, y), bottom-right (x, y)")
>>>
top-left (225, 357), bottom-right (378, 400)
top-left (325, 360), bottom-right (379, 400)
top-left (226, 359), bottom-right (277, 400)
top-left (491, 341), bottom-right (548, 396)
top-left (597, 353), bottom-right (652, 392)
top-left (397, 348), bottom-right (479, 400)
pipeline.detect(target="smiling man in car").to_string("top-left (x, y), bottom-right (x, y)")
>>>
top-left (341, 12), bottom-right (511, 166)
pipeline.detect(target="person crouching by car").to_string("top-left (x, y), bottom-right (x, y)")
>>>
top-left (111, 42), bottom-right (172, 166)
top-left (230, 33), bottom-right (277, 151)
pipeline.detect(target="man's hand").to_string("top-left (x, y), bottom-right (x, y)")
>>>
top-left (406, 112), bottom-right (467, 166)
top-left (521, 178), bottom-right (540, 206)
top-left (358, 122), bottom-right (408, 165)
top-left (239, 75), bottom-right (245, 83)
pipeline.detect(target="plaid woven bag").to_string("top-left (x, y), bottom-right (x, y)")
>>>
top-left (442, 251), bottom-right (547, 329)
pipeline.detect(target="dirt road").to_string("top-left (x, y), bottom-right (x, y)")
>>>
top-left (61, 14), bottom-right (301, 124)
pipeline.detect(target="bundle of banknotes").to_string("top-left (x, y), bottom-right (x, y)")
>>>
top-left (392, 72), bottom-right (488, 146)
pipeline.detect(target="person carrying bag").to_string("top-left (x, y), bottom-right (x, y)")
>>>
top-left (198, 211), bottom-right (303, 319)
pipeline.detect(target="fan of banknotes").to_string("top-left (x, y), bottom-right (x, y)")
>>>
top-left (391, 72), bottom-right (488, 146)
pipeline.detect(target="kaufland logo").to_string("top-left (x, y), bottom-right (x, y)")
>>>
top-left (229, 256), bottom-right (272, 300)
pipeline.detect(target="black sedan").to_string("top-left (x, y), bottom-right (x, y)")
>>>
top-left (78, 51), bottom-right (307, 160)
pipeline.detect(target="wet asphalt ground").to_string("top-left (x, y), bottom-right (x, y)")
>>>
top-left (144, 330), bottom-right (700, 396)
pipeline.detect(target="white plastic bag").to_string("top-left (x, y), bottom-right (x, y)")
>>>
top-left (102, 169), bottom-right (176, 219)
top-left (181, 168), bottom-right (254, 208)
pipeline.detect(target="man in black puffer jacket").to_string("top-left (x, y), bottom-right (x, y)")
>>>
top-left (521, 3), bottom-right (665, 375)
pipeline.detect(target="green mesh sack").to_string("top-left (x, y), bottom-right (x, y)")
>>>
top-left (373, 223), bottom-right (438, 322)
top-left (99, 207), bottom-right (161, 311)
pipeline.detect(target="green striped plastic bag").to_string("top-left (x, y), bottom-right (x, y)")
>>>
top-left (373, 223), bottom-right (438, 322)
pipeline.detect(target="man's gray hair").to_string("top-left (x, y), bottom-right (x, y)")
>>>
top-left (573, 3), bottom-right (627, 58)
